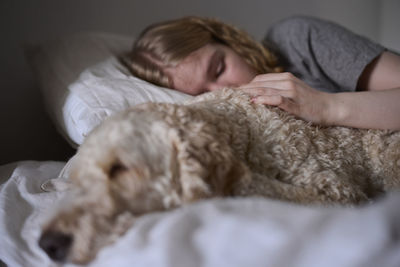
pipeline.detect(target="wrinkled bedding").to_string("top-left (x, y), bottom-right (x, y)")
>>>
top-left (1, 161), bottom-right (400, 267)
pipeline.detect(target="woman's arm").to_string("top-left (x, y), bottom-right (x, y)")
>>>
top-left (329, 88), bottom-right (400, 130)
top-left (239, 51), bottom-right (400, 130)
top-left (330, 51), bottom-right (400, 129)
top-left (358, 51), bottom-right (400, 91)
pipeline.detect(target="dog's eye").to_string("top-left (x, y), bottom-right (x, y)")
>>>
top-left (109, 163), bottom-right (128, 179)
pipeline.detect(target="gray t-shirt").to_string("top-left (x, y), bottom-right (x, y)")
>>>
top-left (264, 16), bottom-right (385, 93)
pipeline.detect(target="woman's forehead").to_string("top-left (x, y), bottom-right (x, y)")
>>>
top-left (165, 43), bottom-right (218, 94)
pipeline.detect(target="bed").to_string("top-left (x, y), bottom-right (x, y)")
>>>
top-left (1, 32), bottom-right (400, 267)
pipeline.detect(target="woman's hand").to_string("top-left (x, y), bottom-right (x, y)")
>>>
top-left (239, 72), bottom-right (332, 125)
top-left (238, 52), bottom-right (400, 130)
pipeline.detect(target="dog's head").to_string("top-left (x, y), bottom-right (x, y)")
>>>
top-left (39, 103), bottom-right (250, 264)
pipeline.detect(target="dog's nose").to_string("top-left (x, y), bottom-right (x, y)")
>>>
top-left (39, 230), bottom-right (73, 262)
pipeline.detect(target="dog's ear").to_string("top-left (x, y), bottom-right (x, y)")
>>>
top-left (169, 122), bottom-right (251, 203)
top-left (41, 178), bottom-right (73, 192)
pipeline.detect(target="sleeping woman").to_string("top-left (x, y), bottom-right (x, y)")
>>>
top-left (123, 15), bottom-right (400, 130)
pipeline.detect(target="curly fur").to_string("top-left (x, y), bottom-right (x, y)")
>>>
top-left (39, 88), bottom-right (400, 264)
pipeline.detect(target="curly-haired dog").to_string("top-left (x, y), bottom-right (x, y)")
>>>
top-left (39, 88), bottom-right (400, 264)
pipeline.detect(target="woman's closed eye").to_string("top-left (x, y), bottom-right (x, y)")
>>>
top-left (208, 49), bottom-right (225, 81)
top-left (215, 56), bottom-right (225, 79)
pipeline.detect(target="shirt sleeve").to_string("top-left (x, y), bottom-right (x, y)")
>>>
top-left (264, 16), bottom-right (386, 92)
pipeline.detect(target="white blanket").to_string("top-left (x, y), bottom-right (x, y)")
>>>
top-left (1, 161), bottom-right (400, 267)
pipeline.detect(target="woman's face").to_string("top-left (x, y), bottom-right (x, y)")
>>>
top-left (165, 43), bottom-right (257, 95)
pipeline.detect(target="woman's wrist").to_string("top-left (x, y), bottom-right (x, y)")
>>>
top-left (322, 92), bottom-right (349, 127)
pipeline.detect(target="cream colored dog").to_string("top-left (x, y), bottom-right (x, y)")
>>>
top-left (39, 88), bottom-right (400, 264)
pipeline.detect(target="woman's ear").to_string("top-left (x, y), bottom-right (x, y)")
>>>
top-left (170, 122), bottom-right (251, 203)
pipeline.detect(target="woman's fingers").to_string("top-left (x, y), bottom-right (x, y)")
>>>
top-left (251, 72), bottom-right (298, 82)
top-left (251, 94), bottom-right (285, 106)
top-left (251, 94), bottom-right (298, 113)
top-left (241, 86), bottom-right (294, 98)
top-left (238, 72), bottom-right (331, 125)
top-left (240, 73), bottom-right (301, 93)
top-left (239, 76), bottom-right (300, 109)
top-left (240, 80), bottom-right (297, 91)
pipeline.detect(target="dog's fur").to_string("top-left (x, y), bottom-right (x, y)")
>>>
top-left (39, 88), bottom-right (400, 263)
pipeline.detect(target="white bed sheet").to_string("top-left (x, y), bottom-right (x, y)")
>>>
top-left (1, 161), bottom-right (400, 267)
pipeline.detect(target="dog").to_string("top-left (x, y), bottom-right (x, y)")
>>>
top-left (38, 88), bottom-right (400, 264)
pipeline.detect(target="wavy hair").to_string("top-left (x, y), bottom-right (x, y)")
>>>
top-left (123, 16), bottom-right (283, 88)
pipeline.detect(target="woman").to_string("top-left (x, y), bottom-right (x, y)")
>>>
top-left (124, 16), bottom-right (400, 130)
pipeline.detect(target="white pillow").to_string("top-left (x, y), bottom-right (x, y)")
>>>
top-left (65, 57), bottom-right (192, 145)
top-left (26, 32), bottom-right (192, 147)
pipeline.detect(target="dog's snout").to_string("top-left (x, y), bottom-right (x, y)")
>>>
top-left (39, 230), bottom-right (73, 262)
